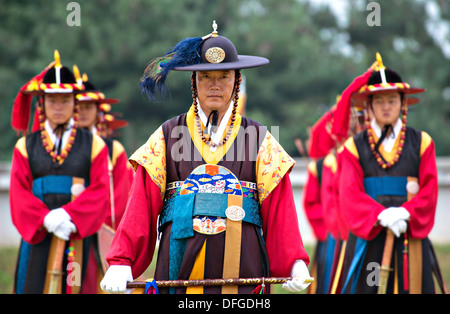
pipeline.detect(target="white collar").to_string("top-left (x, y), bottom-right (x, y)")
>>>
top-left (371, 117), bottom-right (402, 153)
top-left (197, 102), bottom-right (234, 152)
top-left (44, 118), bottom-right (75, 150)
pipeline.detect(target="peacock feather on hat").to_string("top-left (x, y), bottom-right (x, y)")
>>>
top-left (140, 37), bottom-right (204, 102)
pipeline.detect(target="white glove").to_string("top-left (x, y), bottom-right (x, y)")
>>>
top-left (282, 260), bottom-right (312, 293)
top-left (100, 265), bottom-right (133, 294)
top-left (43, 208), bottom-right (71, 233)
top-left (377, 207), bottom-right (410, 237)
top-left (53, 220), bottom-right (77, 240)
top-left (388, 220), bottom-right (408, 238)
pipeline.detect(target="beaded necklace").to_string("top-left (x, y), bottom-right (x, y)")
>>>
top-left (365, 103), bottom-right (407, 169)
top-left (38, 100), bottom-right (79, 164)
top-left (191, 71), bottom-right (241, 148)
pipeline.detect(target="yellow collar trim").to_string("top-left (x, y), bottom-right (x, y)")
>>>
top-left (370, 131), bottom-right (401, 163)
top-left (186, 104), bottom-right (242, 164)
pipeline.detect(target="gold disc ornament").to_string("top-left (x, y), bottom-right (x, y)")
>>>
top-left (205, 47), bottom-right (226, 63)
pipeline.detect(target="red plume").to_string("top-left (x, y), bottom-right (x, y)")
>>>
top-left (11, 90), bottom-right (33, 135)
top-left (11, 61), bottom-right (55, 135)
top-left (331, 68), bottom-right (373, 144)
top-left (307, 106), bottom-right (337, 159)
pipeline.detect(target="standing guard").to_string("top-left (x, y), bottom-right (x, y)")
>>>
top-left (338, 53), bottom-right (446, 294)
top-left (10, 51), bottom-right (110, 294)
top-left (101, 21), bottom-right (312, 294)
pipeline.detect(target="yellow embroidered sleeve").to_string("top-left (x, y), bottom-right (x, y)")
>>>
top-left (256, 130), bottom-right (295, 204)
top-left (129, 126), bottom-right (167, 198)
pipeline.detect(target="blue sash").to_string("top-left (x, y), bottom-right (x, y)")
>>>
top-left (364, 176), bottom-right (407, 200)
top-left (161, 193), bottom-right (261, 240)
top-left (32, 175), bottom-right (89, 201)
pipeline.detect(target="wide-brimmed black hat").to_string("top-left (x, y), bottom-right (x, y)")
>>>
top-left (173, 35), bottom-right (269, 71)
top-left (140, 21), bottom-right (269, 102)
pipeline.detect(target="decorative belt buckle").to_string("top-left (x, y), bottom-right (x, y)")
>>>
top-left (225, 205), bottom-right (245, 222)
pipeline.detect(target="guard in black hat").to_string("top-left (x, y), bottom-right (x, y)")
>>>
top-left (338, 53), bottom-right (445, 294)
top-left (101, 21), bottom-right (312, 294)
top-left (10, 51), bottom-right (110, 294)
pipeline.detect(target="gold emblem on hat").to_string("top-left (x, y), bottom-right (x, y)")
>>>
top-left (205, 47), bottom-right (226, 63)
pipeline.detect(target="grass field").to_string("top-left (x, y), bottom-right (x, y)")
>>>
top-left (1, 244), bottom-right (449, 294)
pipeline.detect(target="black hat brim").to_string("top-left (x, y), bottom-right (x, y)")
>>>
top-left (173, 55), bottom-right (269, 71)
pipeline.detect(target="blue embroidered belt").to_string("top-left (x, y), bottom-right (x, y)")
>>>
top-left (160, 180), bottom-right (262, 238)
top-left (32, 175), bottom-right (89, 201)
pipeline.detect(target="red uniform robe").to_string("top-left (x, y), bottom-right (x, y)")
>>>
top-left (340, 131), bottom-right (437, 241)
top-left (303, 160), bottom-right (327, 242)
top-left (102, 138), bottom-right (133, 229)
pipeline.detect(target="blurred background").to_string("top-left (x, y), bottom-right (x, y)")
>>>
top-left (1, 0), bottom-right (450, 293)
top-left (1, 0), bottom-right (449, 159)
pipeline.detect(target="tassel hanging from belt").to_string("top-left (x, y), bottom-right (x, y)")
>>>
top-left (402, 233), bottom-right (409, 291)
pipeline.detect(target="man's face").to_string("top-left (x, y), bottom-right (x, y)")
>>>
top-left (196, 70), bottom-right (236, 114)
top-left (44, 93), bottom-right (75, 128)
top-left (77, 102), bottom-right (98, 130)
top-left (371, 91), bottom-right (403, 126)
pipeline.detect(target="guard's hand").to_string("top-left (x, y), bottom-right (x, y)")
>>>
top-left (388, 220), bottom-right (408, 238)
top-left (377, 207), bottom-right (410, 237)
top-left (53, 220), bottom-right (77, 241)
top-left (100, 265), bottom-right (133, 294)
top-left (282, 260), bottom-right (312, 293)
top-left (43, 208), bottom-right (71, 233)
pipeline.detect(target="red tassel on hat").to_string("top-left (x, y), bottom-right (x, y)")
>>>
top-left (330, 68), bottom-right (373, 144)
top-left (11, 61), bottom-right (55, 135)
top-left (11, 90), bottom-right (33, 135)
top-left (308, 108), bottom-right (337, 159)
